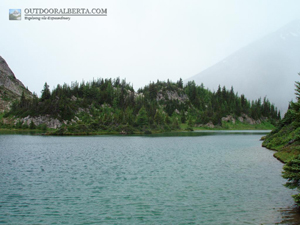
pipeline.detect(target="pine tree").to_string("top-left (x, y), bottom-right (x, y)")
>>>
top-left (177, 78), bottom-right (183, 89)
top-left (282, 155), bottom-right (300, 205)
top-left (154, 110), bottom-right (163, 125)
top-left (172, 117), bottom-right (179, 129)
top-left (41, 82), bottom-right (51, 101)
top-left (136, 106), bottom-right (148, 127)
top-left (290, 73), bottom-right (300, 123)
top-left (149, 82), bottom-right (157, 101)
top-left (165, 114), bottom-right (171, 125)
top-left (187, 116), bottom-right (193, 127)
top-left (19, 91), bottom-right (26, 108)
top-left (295, 74), bottom-right (300, 100)
top-left (180, 110), bottom-right (186, 123)
top-left (29, 121), bottom-right (36, 129)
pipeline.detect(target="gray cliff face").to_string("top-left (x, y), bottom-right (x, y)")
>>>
top-left (0, 56), bottom-right (16, 79)
top-left (0, 56), bottom-right (32, 112)
top-left (0, 56), bottom-right (29, 96)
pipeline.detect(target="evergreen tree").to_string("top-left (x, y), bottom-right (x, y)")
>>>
top-left (295, 73), bottom-right (300, 100)
top-left (19, 91), bottom-right (26, 108)
top-left (165, 114), bottom-right (171, 125)
top-left (154, 110), bottom-right (163, 125)
top-left (41, 82), bottom-right (51, 101)
top-left (181, 110), bottom-right (186, 123)
top-left (172, 117), bottom-right (179, 129)
top-left (177, 78), bottom-right (183, 89)
top-left (149, 82), bottom-right (157, 101)
top-left (187, 116), bottom-right (194, 127)
top-left (136, 106), bottom-right (148, 127)
top-left (291, 73), bottom-right (300, 124)
top-left (282, 155), bottom-right (300, 205)
top-left (29, 121), bottom-right (36, 129)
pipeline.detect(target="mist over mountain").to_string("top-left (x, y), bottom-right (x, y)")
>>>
top-left (186, 20), bottom-right (300, 114)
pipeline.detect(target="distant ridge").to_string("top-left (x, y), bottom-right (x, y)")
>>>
top-left (0, 56), bottom-right (32, 112)
top-left (186, 20), bottom-right (300, 114)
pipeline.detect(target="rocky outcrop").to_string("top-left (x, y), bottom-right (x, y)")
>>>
top-left (205, 121), bottom-right (215, 128)
top-left (0, 96), bottom-right (11, 112)
top-left (134, 92), bottom-right (144, 99)
top-left (196, 121), bottom-right (215, 128)
top-left (0, 56), bottom-right (31, 97)
top-left (20, 115), bottom-right (65, 129)
top-left (237, 113), bottom-right (261, 125)
top-left (156, 90), bottom-right (188, 103)
top-left (174, 109), bottom-right (180, 114)
top-left (222, 113), bottom-right (268, 125)
top-left (222, 115), bottom-right (236, 124)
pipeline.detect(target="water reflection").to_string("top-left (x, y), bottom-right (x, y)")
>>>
top-left (145, 130), bottom-right (271, 137)
top-left (0, 130), bottom-right (42, 135)
top-left (279, 206), bottom-right (300, 225)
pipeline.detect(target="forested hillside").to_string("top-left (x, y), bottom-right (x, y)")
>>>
top-left (1, 77), bottom-right (280, 134)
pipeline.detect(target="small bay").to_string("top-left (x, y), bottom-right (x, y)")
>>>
top-left (0, 132), bottom-right (296, 224)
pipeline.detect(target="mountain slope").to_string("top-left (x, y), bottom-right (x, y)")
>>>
top-left (0, 56), bottom-right (32, 112)
top-left (186, 20), bottom-right (300, 114)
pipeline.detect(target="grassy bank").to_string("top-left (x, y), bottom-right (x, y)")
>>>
top-left (220, 120), bottom-right (275, 130)
top-left (262, 122), bottom-right (300, 163)
top-left (180, 120), bottom-right (275, 131)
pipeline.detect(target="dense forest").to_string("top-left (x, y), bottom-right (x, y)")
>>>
top-left (3, 78), bottom-right (280, 134)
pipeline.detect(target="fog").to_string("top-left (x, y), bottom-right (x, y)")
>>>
top-left (1, 0), bottom-right (300, 111)
top-left (186, 20), bottom-right (300, 114)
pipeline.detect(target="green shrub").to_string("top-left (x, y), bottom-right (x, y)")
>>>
top-left (29, 121), bottom-right (36, 129)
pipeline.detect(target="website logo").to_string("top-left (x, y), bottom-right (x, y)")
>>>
top-left (9, 9), bottom-right (21, 20)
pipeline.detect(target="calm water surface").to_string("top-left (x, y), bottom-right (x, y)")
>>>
top-left (0, 132), bottom-right (297, 224)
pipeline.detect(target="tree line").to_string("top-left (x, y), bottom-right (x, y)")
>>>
top-left (4, 77), bottom-right (280, 133)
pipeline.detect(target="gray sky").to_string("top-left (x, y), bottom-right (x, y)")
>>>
top-left (1, 0), bottom-right (300, 95)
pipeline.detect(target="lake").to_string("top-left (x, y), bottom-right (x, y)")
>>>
top-left (0, 131), bottom-right (297, 224)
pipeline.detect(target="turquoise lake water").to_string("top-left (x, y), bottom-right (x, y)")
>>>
top-left (0, 132), bottom-right (297, 224)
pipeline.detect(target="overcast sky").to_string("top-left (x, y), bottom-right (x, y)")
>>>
top-left (1, 0), bottom-right (300, 95)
